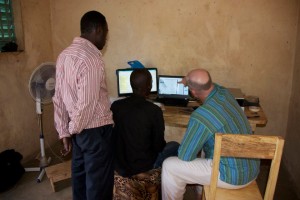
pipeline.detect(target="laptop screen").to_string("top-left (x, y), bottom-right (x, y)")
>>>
top-left (116, 68), bottom-right (158, 97)
top-left (158, 75), bottom-right (189, 99)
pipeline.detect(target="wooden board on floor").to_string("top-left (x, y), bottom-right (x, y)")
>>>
top-left (45, 160), bottom-right (71, 192)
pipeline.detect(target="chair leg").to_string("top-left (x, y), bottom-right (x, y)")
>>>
top-left (202, 189), bottom-right (206, 200)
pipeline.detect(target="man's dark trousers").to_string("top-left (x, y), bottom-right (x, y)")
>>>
top-left (71, 124), bottom-right (114, 200)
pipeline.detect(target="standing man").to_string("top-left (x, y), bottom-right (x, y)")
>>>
top-left (53, 11), bottom-right (114, 200)
top-left (161, 69), bottom-right (260, 200)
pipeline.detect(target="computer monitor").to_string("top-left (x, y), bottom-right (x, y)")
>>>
top-left (116, 68), bottom-right (158, 97)
top-left (158, 75), bottom-right (189, 99)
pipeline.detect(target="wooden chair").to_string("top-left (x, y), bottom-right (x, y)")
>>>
top-left (203, 133), bottom-right (284, 200)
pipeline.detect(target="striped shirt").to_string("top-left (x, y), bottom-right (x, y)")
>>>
top-left (53, 37), bottom-right (113, 139)
top-left (178, 84), bottom-right (260, 185)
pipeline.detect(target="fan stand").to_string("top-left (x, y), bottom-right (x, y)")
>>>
top-left (25, 100), bottom-right (51, 183)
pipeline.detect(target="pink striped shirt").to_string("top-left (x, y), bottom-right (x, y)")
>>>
top-left (53, 37), bottom-right (113, 139)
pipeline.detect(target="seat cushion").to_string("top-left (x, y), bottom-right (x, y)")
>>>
top-left (113, 168), bottom-right (161, 200)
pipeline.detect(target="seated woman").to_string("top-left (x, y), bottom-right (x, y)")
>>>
top-left (111, 68), bottom-right (179, 177)
top-left (111, 68), bottom-right (179, 199)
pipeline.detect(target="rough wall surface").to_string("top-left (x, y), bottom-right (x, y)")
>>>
top-left (285, 5), bottom-right (300, 195)
top-left (51, 0), bottom-right (298, 138)
top-left (0, 0), bottom-right (299, 170)
top-left (0, 0), bottom-right (57, 161)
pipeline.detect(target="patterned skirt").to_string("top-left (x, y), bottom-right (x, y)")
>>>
top-left (113, 168), bottom-right (162, 200)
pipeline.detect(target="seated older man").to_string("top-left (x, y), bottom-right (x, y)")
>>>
top-left (161, 69), bottom-right (259, 200)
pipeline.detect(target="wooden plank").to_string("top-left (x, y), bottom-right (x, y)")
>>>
top-left (204, 181), bottom-right (262, 200)
top-left (163, 103), bottom-right (268, 129)
top-left (220, 134), bottom-right (280, 159)
top-left (244, 106), bottom-right (268, 127)
top-left (45, 160), bottom-right (71, 192)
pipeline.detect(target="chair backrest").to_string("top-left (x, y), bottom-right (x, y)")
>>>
top-left (209, 133), bottom-right (284, 200)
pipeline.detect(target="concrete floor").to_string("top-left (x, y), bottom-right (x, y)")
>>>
top-left (0, 145), bottom-right (299, 200)
top-left (257, 160), bottom-right (299, 200)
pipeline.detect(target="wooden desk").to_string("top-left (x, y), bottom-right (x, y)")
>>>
top-left (244, 106), bottom-right (268, 127)
top-left (162, 102), bottom-right (268, 142)
top-left (163, 106), bottom-right (194, 128)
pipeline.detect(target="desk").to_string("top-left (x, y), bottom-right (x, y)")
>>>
top-left (244, 106), bottom-right (267, 127)
top-left (162, 102), bottom-right (268, 142)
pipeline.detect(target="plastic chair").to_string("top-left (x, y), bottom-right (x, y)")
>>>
top-left (203, 133), bottom-right (284, 200)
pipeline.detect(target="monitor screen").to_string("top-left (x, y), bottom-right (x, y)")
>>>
top-left (116, 68), bottom-right (158, 97)
top-left (158, 75), bottom-right (189, 99)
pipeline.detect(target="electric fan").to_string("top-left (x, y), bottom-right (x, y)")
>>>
top-left (26, 62), bottom-right (56, 182)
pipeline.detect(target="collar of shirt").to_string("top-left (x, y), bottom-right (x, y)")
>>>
top-left (203, 83), bottom-right (219, 104)
top-left (73, 37), bottom-right (102, 56)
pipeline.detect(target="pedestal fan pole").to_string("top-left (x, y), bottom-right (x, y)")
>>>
top-left (38, 113), bottom-right (46, 159)
top-left (27, 62), bottom-right (56, 183)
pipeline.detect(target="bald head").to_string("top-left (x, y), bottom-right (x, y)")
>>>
top-left (130, 68), bottom-right (152, 96)
top-left (186, 69), bottom-right (212, 91)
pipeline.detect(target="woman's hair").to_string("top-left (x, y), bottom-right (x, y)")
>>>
top-left (130, 68), bottom-right (152, 95)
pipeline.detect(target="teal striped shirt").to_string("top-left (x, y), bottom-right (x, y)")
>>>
top-left (178, 84), bottom-right (260, 185)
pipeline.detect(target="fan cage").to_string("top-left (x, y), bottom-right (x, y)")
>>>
top-left (29, 62), bottom-right (56, 104)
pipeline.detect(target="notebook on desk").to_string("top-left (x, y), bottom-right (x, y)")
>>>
top-left (156, 75), bottom-right (189, 107)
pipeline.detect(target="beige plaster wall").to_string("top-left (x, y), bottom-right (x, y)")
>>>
top-left (0, 0), bottom-right (57, 161)
top-left (51, 0), bottom-right (298, 138)
top-left (285, 6), bottom-right (300, 195)
top-left (0, 0), bottom-right (299, 165)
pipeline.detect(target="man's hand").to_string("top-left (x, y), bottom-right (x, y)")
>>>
top-left (178, 77), bottom-right (187, 86)
top-left (61, 137), bottom-right (72, 156)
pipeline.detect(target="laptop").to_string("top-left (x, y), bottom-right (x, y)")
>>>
top-left (156, 75), bottom-right (189, 107)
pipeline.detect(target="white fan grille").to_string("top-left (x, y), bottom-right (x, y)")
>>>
top-left (29, 62), bottom-right (56, 104)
